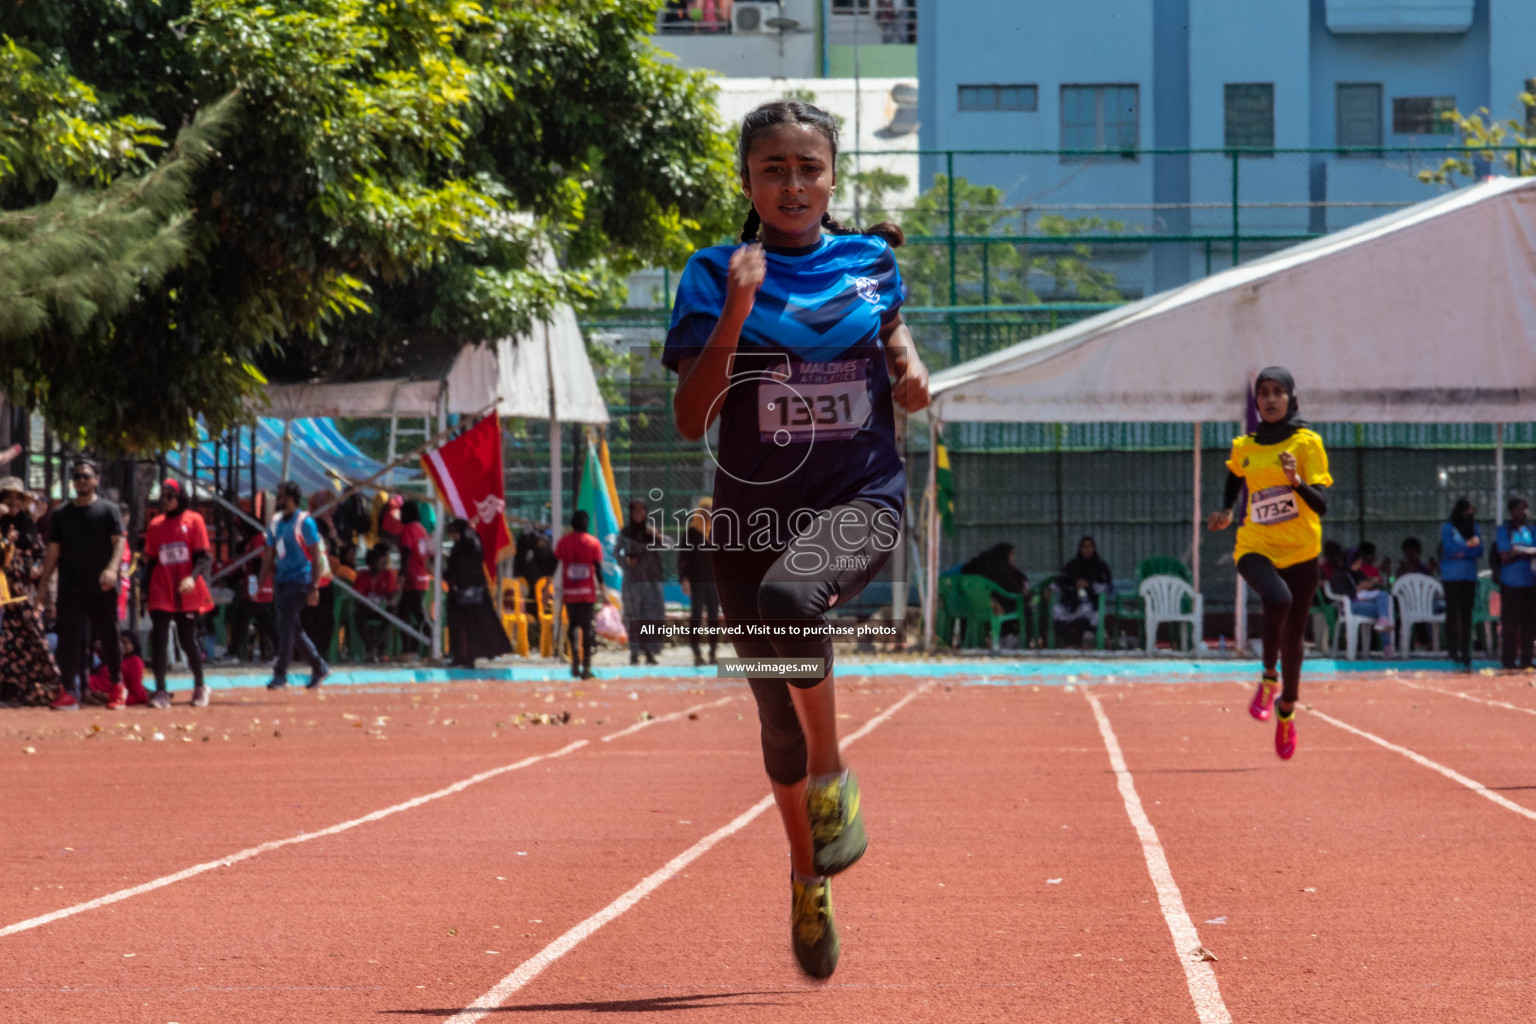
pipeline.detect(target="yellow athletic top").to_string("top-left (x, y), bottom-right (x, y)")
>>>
top-left (1226, 428), bottom-right (1333, 569)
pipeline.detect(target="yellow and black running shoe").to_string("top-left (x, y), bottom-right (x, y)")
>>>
top-left (806, 769), bottom-right (867, 877)
top-left (790, 873), bottom-right (840, 979)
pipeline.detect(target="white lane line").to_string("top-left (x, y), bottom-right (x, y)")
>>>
top-left (2, 694), bottom-right (735, 940)
top-left (1084, 689), bottom-right (1232, 1024)
top-left (446, 681), bottom-right (935, 1024)
top-left (602, 696), bottom-right (736, 742)
top-left (1308, 708), bottom-right (1536, 823)
top-left (1391, 676), bottom-right (1536, 717)
top-left (0, 741), bottom-right (587, 939)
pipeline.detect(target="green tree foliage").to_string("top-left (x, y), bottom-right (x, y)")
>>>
top-left (867, 175), bottom-right (1123, 306)
top-left (1417, 93), bottom-right (1536, 185)
top-left (0, 40), bottom-right (241, 451)
top-left (1, 0), bottom-right (736, 448)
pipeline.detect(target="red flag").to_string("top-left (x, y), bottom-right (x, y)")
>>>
top-left (421, 414), bottom-right (513, 574)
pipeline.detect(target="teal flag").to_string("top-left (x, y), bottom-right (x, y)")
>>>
top-left (576, 443), bottom-right (624, 594)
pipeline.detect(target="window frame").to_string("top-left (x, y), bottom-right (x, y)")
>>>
top-left (958, 83), bottom-right (1039, 113)
top-left (1224, 82), bottom-right (1276, 157)
top-left (1391, 95), bottom-right (1456, 136)
top-left (1059, 84), bottom-right (1140, 162)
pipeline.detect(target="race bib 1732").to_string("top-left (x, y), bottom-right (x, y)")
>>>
top-left (757, 360), bottom-right (872, 443)
top-left (1249, 485), bottom-right (1300, 527)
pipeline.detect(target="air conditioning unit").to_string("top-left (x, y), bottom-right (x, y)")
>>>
top-left (733, 1), bottom-right (781, 35)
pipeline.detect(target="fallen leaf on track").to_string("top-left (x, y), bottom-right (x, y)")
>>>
top-left (1191, 946), bottom-right (1218, 962)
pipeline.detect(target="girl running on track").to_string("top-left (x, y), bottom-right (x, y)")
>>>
top-left (1207, 367), bottom-right (1332, 760)
top-left (664, 100), bottom-right (929, 979)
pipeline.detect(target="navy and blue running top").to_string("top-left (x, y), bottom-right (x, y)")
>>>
top-left (664, 233), bottom-right (908, 547)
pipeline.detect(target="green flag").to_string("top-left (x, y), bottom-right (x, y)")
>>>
top-left (936, 432), bottom-right (956, 537)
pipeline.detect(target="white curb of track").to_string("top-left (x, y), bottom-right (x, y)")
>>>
top-left (1084, 688), bottom-right (1233, 1024)
top-left (445, 681), bottom-right (935, 1024)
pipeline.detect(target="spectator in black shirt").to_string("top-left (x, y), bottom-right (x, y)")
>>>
top-left (38, 459), bottom-right (126, 710)
top-left (617, 498), bottom-right (666, 666)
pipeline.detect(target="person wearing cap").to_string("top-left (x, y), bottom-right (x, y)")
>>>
top-left (0, 475), bottom-right (44, 605)
top-left (38, 458), bottom-right (127, 710)
top-left (143, 478), bottom-right (215, 707)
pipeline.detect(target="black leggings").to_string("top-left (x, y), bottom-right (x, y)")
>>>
top-left (714, 501), bottom-right (895, 786)
top-left (55, 584), bottom-right (121, 699)
top-left (565, 601), bottom-right (595, 671)
top-left (1500, 585), bottom-right (1536, 669)
top-left (150, 609), bottom-right (204, 691)
top-left (1442, 580), bottom-right (1476, 665)
top-left (1237, 553), bottom-right (1319, 705)
top-left (399, 589), bottom-right (426, 655)
top-left (688, 580), bottom-right (721, 655)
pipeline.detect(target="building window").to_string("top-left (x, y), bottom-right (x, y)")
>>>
top-left (1392, 96), bottom-right (1456, 135)
top-left (1336, 83), bottom-right (1383, 151)
top-left (831, 0), bottom-right (916, 44)
top-left (959, 84), bottom-right (1039, 112)
top-left (1060, 85), bottom-right (1139, 158)
top-left (1224, 83), bottom-right (1274, 154)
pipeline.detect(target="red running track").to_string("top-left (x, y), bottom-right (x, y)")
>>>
top-left (3, 670), bottom-right (1536, 1022)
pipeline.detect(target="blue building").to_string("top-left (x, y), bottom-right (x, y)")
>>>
top-left (917, 0), bottom-right (1536, 295)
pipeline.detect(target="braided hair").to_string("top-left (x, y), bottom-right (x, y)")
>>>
top-left (736, 100), bottom-right (900, 246)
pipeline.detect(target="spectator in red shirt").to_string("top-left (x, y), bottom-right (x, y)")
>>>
top-left (88, 632), bottom-right (148, 706)
top-left (554, 510), bottom-right (606, 680)
top-left (353, 543), bottom-right (399, 661)
top-left (143, 479), bottom-right (214, 707)
top-left (381, 499), bottom-right (433, 658)
top-left (224, 526), bottom-right (276, 662)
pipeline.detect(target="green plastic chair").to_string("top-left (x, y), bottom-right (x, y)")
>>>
top-left (1310, 584), bottom-right (1337, 652)
top-left (1472, 573), bottom-right (1499, 655)
top-left (936, 574), bottom-right (963, 648)
top-left (953, 574), bottom-right (1023, 650)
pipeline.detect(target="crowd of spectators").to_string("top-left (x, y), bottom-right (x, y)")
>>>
top-left (0, 464), bottom-right (534, 710)
top-left (946, 494), bottom-right (1536, 669)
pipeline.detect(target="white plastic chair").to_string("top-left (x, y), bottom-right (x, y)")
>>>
top-left (1323, 579), bottom-right (1376, 661)
top-left (1391, 574), bottom-right (1444, 658)
top-left (1139, 575), bottom-right (1204, 655)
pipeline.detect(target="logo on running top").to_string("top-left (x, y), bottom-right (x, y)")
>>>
top-left (853, 277), bottom-right (879, 304)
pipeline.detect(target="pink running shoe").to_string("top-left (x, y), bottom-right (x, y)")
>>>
top-left (1274, 712), bottom-right (1297, 760)
top-left (1249, 675), bottom-right (1279, 721)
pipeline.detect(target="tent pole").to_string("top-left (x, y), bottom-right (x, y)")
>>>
top-left (279, 418), bottom-right (292, 482)
top-left (1495, 423), bottom-right (1506, 513)
top-left (430, 392), bottom-right (448, 662)
top-left (1192, 421), bottom-right (1202, 597)
top-left (546, 322), bottom-right (565, 659)
top-left (386, 415), bottom-right (399, 487)
top-left (923, 414), bottom-right (939, 653)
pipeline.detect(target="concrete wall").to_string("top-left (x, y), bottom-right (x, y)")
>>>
top-left (918, 0), bottom-right (1522, 291)
top-left (1489, 0), bottom-right (1536, 129)
top-left (650, 0), bottom-right (822, 78)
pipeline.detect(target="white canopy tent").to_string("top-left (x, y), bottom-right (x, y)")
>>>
top-left (263, 305), bottom-right (609, 659)
top-left (917, 175), bottom-right (1536, 650)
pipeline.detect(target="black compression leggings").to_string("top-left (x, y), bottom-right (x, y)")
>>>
top-left (1237, 554), bottom-right (1319, 705)
top-left (714, 501), bottom-right (895, 786)
top-left (151, 609), bottom-right (204, 691)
